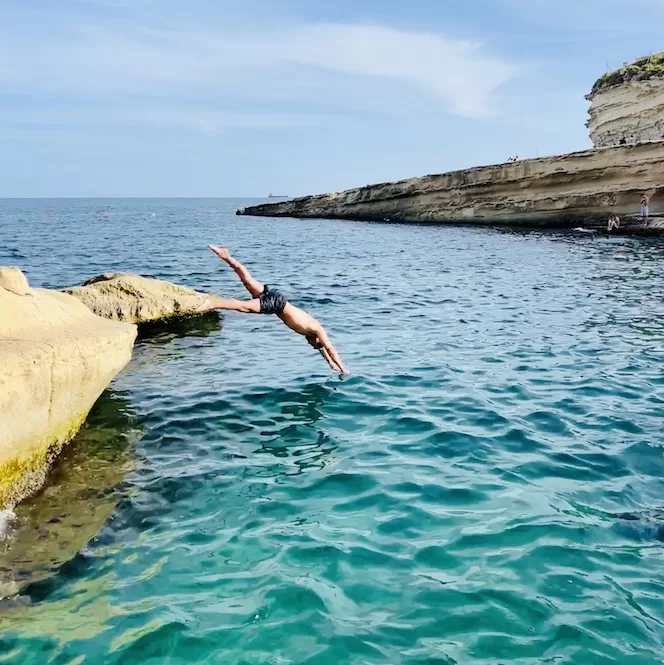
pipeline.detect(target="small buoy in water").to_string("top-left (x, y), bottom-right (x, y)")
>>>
top-left (102, 213), bottom-right (109, 219)
top-left (45, 215), bottom-right (54, 220)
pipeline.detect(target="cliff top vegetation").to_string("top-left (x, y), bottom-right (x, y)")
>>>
top-left (591, 52), bottom-right (664, 95)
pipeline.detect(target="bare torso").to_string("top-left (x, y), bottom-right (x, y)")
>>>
top-left (278, 302), bottom-right (320, 336)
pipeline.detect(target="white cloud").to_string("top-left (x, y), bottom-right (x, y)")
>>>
top-left (282, 24), bottom-right (514, 118)
top-left (0, 20), bottom-right (515, 126)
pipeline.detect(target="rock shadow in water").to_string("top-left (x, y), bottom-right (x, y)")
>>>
top-left (0, 390), bottom-right (143, 599)
top-left (136, 310), bottom-right (222, 345)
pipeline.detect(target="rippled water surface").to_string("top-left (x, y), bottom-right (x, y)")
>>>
top-left (2, 198), bottom-right (664, 664)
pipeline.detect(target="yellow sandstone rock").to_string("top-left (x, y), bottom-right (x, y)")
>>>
top-left (0, 268), bottom-right (136, 508)
top-left (63, 273), bottom-right (217, 324)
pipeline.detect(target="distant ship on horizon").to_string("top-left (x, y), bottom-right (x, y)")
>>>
top-left (268, 193), bottom-right (288, 199)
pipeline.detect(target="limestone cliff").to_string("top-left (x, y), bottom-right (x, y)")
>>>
top-left (587, 80), bottom-right (664, 148)
top-left (0, 268), bottom-right (136, 508)
top-left (238, 142), bottom-right (664, 230)
top-left (587, 53), bottom-right (664, 148)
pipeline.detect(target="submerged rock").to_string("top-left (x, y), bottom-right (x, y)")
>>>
top-left (615, 509), bottom-right (664, 542)
top-left (63, 273), bottom-right (219, 325)
top-left (0, 390), bottom-right (140, 598)
top-left (0, 268), bottom-right (136, 509)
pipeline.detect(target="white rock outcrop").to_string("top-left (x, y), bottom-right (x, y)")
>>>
top-left (0, 268), bottom-right (137, 508)
top-left (63, 273), bottom-right (218, 324)
top-left (587, 80), bottom-right (664, 148)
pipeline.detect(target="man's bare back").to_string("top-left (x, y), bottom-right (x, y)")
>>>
top-left (207, 245), bottom-right (349, 374)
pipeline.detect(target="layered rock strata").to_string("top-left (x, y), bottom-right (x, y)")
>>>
top-left (587, 80), bottom-right (664, 148)
top-left (238, 142), bottom-right (664, 230)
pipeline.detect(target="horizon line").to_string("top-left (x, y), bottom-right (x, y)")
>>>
top-left (0, 196), bottom-right (275, 200)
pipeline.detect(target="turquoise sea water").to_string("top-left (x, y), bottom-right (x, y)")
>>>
top-left (2, 198), bottom-right (664, 664)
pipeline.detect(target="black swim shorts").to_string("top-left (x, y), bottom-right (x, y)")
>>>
top-left (259, 285), bottom-right (287, 315)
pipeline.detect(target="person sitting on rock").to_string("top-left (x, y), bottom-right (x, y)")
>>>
top-left (607, 215), bottom-right (620, 232)
top-left (207, 245), bottom-right (349, 374)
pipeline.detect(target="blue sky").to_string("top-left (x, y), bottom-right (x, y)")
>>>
top-left (2, 0), bottom-right (663, 197)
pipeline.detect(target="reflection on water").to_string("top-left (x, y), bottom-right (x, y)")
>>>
top-left (131, 312), bottom-right (223, 367)
top-left (0, 391), bottom-right (142, 598)
top-left (253, 382), bottom-right (341, 474)
top-left (136, 311), bottom-right (222, 344)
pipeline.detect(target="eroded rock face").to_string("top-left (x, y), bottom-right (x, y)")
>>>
top-left (587, 80), bottom-right (664, 148)
top-left (0, 269), bottom-right (136, 508)
top-left (0, 267), bottom-right (31, 296)
top-left (238, 142), bottom-right (664, 230)
top-left (63, 273), bottom-right (218, 325)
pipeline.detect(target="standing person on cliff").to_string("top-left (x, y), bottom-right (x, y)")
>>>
top-left (640, 193), bottom-right (650, 220)
top-left (206, 245), bottom-right (349, 375)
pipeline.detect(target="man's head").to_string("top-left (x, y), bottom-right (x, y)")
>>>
top-left (306, 334), bottom-right (323, 350)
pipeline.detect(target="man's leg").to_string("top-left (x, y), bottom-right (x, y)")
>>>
top-left (209, 297), bottom-right (261, 313)
top-left (209, 245), bottom-right (264, 297)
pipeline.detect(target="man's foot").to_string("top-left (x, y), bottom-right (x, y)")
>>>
top-left (196, 295), bottom-right (224, 312)
top-left (208, 245), bottom-right (231, 262)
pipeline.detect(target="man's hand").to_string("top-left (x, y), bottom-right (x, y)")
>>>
top-left (208, 245), bottom-right (230, 261)
top-left (316, 328), bottom-right (350, 375)
top-left (319, 347), bottom-right (343, 373)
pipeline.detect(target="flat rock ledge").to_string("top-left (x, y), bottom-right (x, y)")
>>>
top-left (63, 273), bottom-right (219, 325)
top-left (237, 142), bottom-right (664, 233)
top-left (0, 267), bottom-right (137, 508)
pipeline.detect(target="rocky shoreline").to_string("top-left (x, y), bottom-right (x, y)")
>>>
top-left (0, 269), bottom-right (220, 510)
top-left (237, 142), bottom-right (664, 233)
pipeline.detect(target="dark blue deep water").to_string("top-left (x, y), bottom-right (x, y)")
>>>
top-left (1, 198), bottom-right (664, 664)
